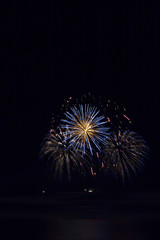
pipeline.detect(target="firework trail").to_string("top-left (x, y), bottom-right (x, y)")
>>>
top-left (40, 127), bottom-right (91, 181)
top-left (100, 130), bottom-right (149, 182)
top-left (81, 93), bottom-right (133, 131)
top-left (60, 104), bottom-right (110, 155)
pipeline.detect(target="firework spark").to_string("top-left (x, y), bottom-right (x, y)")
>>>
top-left (60, 93), bottom-right (133, 132)
top-left (60, 104), bottom-right (110, 154)
top-left (101, 130), bottom-right (149, 182)
top-left (40, 127), bottom-right (90, 181)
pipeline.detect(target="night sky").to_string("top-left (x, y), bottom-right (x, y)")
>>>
top-left (2, 2), bottom-right (159, 195)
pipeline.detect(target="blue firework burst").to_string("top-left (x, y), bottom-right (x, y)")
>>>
top-left (60, 104), bottom-right (110, 154)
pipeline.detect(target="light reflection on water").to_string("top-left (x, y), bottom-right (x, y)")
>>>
top-left (1, 193), bottom-right (160, 240)
top-left (45, 218), bottom-right (159, 240)
top-left (1, 216), bottom-right (159, 240)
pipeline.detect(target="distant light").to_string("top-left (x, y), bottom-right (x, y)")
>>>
top-left (42, 190), bottom-right (45, 194)
top-left (88, 189), bottom-right (93, 193)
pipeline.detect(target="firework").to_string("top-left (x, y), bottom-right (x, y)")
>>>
top-left (100, 130), bottom-right (149, 182)
top-left (60, 104), bottom-right (110, 155)
top-left (40, 92), bottom-right (149, 184)
top-left (40, 127), bottom-right (91, 181)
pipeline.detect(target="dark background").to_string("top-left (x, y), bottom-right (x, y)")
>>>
top-left (1, 2), bottom-right (159, 195)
